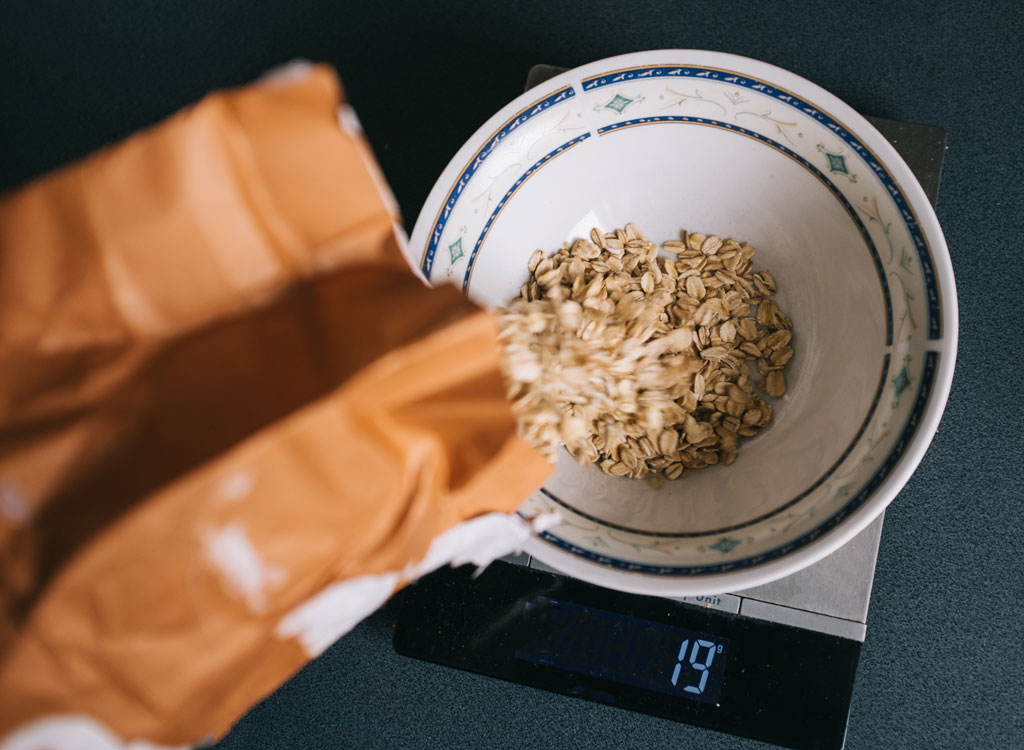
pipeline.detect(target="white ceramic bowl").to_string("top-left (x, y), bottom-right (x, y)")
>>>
top-left (406, 50), bottom-right (957, 596)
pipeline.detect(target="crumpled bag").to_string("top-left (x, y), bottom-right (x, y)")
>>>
top-left (0, 63), bottom-right (552, 749)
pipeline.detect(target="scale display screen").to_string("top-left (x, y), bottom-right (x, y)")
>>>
top-left (515, 597), bottom-right (729, 704)
top-left (393, 561), bottom-right (861, 750)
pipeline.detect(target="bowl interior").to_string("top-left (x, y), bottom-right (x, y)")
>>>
top-left (470, 122), bottom-right (888, 535)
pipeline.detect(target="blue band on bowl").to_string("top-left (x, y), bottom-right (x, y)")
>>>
top-left (420, 86), bottom-right (576, 278)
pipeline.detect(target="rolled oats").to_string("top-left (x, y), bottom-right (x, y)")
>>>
top-left (499, 225), bottom-right (794, 479)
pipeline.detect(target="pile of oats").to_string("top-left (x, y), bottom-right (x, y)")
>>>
top-left (498, 223), bottom-right (793, 480)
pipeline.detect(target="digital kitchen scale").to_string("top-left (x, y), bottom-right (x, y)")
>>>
top-left (393, 65), bottom-right (946, 750)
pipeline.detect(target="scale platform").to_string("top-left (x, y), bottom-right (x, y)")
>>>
top-left (394, 65), bottom-right (945, 750)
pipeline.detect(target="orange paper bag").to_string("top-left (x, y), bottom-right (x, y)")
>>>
top-left (0, 63), bottom-right (552, 748)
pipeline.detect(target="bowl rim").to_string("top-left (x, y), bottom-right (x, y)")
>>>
top-left (408, 48), bottom-right (958, 596)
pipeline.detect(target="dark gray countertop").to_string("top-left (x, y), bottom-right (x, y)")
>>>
top-left (3, 1), bottom-right (1022, 748)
